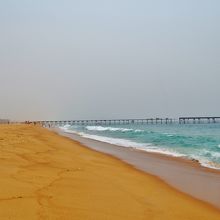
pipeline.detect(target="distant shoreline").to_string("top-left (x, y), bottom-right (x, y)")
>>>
top-left (56, 128), bottom-right (220, 209)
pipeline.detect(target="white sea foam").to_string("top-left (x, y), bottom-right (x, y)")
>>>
top-left (162, 133), bottom-right (176, 137)
top-left (64, 124), bottom-right (71, 128)
top-left (86, 126), bottom-right (143, 133)
top-left (60, 126), bottom-right (185, 158)
top-left (201, 161), bottom-right (220, 170)
top-left (191, 156), bottom-right (220, 170)
top-left (200, 149), bottom-right (220, 159)
top-left (81, 134), bottom-right (185, 158)
top-left (190, 150), bottom-right (220, 170)
top-left (59, 124), bottom-right (71, 131)
top-left (86, 126), bottom-right (132, 132)
top-left (134, 129), bottom-right (144, 133)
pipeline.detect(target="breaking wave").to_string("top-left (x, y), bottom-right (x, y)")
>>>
top-left (85, 126), bottom-right (143, 133)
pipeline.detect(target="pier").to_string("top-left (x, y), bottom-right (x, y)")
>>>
top-left (179, 117), bottom-right (220, 124)
top-left (34, 118), bottom-right (175, 127)
top-left (31, 117), bottom-right (220, 127)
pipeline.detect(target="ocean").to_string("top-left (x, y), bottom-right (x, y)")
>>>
top-left (60, 123), bottom-right (220, 170)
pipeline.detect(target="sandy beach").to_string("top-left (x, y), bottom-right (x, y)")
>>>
top-left (59, 129), bottom-right (220, 209)
top-left (0, 125), bottom-right (220, 219)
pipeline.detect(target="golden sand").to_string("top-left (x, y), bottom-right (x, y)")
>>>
top-left (0, 125), bottom-right (219, 220)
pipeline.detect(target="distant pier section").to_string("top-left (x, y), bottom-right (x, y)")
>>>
top-left (179, 117), bottom-right (220, 124)
top-left (35, 118), bottom-right (175, 127)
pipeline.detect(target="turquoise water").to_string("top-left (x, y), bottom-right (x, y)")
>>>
top-left (61, 123), bottom-right (220, 169)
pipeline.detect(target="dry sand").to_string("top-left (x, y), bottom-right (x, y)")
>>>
top-left (0, 125), bottom-right (220, 219)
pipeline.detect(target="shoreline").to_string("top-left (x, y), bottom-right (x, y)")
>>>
top-left (56, 128), bottom-right (220, 209)
top-left (59, 125), bottom-right (220, 171)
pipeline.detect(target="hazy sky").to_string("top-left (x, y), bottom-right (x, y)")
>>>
top-left (0, 0), bottom-right (220, 121)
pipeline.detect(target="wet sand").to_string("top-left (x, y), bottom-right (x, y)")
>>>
top-left (0, 125), bottom-right (220, 219)
top-left (58, 129), bottom-right (220, 209)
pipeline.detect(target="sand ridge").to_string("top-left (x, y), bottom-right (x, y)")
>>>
top-left (0, 124), bottom-right (220, 219)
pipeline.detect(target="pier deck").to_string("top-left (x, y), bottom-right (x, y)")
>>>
top-left (32, 117), bottom-right (220, 127)
top-left (35, 118), bottom-right (174, 127)
top-left (179, 117), bottom-right (220, 124)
